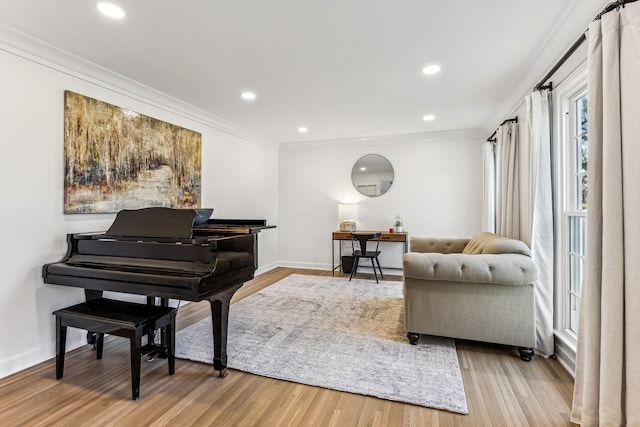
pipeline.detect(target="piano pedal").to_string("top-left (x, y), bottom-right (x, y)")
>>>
top-left (141, 343), bottom-right (169, 362)
top-left (87, 332), bottom-right (97, 345)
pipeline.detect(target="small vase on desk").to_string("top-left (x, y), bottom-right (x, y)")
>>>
top-left (393, 213), bottom-right (403, 233)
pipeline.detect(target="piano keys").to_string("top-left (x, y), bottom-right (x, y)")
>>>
top-left (42, 207), bottom-right (273, 377)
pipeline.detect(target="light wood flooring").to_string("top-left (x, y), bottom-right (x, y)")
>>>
top-left (0, 268), bottom-right (576, 426)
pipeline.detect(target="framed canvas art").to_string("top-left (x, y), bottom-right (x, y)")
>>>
top-left (63, 91), bottom-right (202, 213)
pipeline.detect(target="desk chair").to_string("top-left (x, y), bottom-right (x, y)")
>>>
top-left (349, 232), bottom-right (384, 283)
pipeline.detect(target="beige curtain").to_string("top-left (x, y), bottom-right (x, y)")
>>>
top-left (524, 90), bottom-right (554, 356)
top-left (482, 141), bottom-right (496, 233)
top-left (495, 122), bottom-right (519, 238)
top-left (493, 99), bottom-right (554, 355)
top-left (571, 3), bottom-right (640, 426)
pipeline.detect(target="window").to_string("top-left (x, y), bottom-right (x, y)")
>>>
top-left (555, 67), bottom-right (588, 342)
top-left (567, 92), bottom-right (588, 334)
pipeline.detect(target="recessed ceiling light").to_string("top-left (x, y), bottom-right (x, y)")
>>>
top-left (422, 65), bottom-right (441, 75)
top-left (360, 167), bottom-right (366, 171)
top-left (298, 127), bottom-right (308, 133)
top-left (423, 115), bottom-right (436, 121)
top-left (241, 91), bottom-right (256, 101)
top-left (97, 3), bottom-right (125, 19)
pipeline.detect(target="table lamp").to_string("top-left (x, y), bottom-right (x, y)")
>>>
top-left (338, 203), bottom-right (358, 231)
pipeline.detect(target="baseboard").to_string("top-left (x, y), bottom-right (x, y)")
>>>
top-left (278, 261), bottom-right (334, 271)
top-left (347, 266), bottom-right (403, 277)
top-left (0, 328), bottom-right (86, 380)
top-left (554, 332), bottom-right (576, 378)
top-left (276, 261), bottom-right (403, 277)
top-left (256, 262), bottom-right (279, 275)
top-left (0, 263), bottom-right (401, 380)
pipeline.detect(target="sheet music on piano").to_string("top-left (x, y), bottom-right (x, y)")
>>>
top-left (193, 218), bottom-right (276, 235)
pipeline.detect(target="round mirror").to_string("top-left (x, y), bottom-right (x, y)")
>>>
top-left (351, 154), bottom-right (394, 197)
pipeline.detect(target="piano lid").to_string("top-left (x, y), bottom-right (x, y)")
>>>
top-left (106, 207), bottom-right (196, 239)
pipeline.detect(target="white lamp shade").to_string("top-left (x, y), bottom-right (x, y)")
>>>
top-left (338, 203), bottom-right (358, 220)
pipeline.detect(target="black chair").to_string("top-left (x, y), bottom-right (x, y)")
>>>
top-left (349, 232), bottom-right (384, 283)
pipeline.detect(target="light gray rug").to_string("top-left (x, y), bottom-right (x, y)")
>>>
top-left (175, 274), bottom-right (468, 414)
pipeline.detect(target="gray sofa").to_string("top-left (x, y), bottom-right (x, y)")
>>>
top-left (402, 232), bottom-right (538, 361)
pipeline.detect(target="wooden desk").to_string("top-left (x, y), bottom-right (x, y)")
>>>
top-left (332, 230), bottom-right (408, 275)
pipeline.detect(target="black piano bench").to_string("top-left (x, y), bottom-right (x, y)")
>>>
top-left (53, 298), bottom-right (177, 400)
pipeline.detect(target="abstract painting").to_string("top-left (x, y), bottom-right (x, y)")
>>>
top-left (63, 90), bottom-right (202, 213)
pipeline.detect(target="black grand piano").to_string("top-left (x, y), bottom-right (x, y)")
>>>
top-left (42, 207), bottom-right (273, 377)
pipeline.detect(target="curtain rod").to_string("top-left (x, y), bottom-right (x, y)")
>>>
top-left (533, 35), bottom-right (586, 91)
top-left (488, 0), bottom-right (638, 142)
top-left (534, 0), bottom-right (638, 91)
top-left (486, 117), bottom-right (518, 143)
top-left (595, 0), bottom-right (638, 19)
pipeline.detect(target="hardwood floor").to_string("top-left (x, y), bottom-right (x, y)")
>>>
top-left (0, 268), bottom-right (576, 426)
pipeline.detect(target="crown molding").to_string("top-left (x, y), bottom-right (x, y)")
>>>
top-left (0, 23), bottom-right (278, 151)
top-left (485, 0), bottom-right (602, 130)
top-left (279, 128), bottom-right (488, 151)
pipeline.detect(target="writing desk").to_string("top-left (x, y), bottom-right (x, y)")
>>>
top-left (332, 230), bottom-right (408, 275)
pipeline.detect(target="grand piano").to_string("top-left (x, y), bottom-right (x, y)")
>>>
top-left (42, 207), bottom-right (273, 377)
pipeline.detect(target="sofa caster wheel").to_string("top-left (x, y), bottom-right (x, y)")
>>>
top-left (518, 347), bottom-right (534, 361)
top-left (407, 332), bottom-right (420, 345)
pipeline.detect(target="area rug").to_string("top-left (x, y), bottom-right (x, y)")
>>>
top-left (175, 274), bottom-right (468, 414)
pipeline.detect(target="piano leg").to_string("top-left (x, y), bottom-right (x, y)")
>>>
top-left (209, 282), bottom-right (244, 377)
top-left (84, 289), bottom-right (103, 345)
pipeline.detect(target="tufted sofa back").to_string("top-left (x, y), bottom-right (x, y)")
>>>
top-left (461, 232), bottom-right (531, 256)
top-left (405, 233), bottom-right (537, 286)
top-left (409, 237), bottom-right (469, 254)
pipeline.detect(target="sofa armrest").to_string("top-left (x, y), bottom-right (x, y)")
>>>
top-left (410, 237), bottom-right (469, 254)
top-left (402, 252), bottom-right (538, 286)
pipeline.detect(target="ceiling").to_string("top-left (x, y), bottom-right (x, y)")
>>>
top-left (0, 0), bottom-right (607, 144)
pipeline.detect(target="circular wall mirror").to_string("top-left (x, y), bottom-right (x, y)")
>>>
top-left (351, 154), bottom-right (394, 197)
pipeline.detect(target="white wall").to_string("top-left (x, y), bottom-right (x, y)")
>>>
top-left (0, 36), bottom-right (278, 378)
top-left (278, 130), bottom-right (486, 272)
top-left (0, 25), bottom-right (493, 380)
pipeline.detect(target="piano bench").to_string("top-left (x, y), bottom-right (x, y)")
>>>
top-left (53, 298), bottom-right (178, 400)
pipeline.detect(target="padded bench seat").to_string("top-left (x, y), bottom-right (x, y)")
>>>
top-left (53, 298), bottom-right (177, 400)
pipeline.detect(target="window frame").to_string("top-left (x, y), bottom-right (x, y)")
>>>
top-left (553, 63), bottom-right (588, 351)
